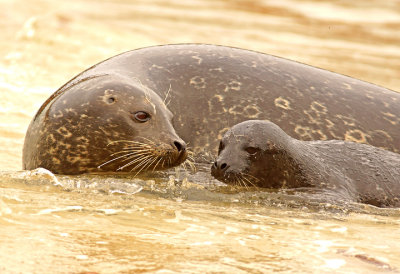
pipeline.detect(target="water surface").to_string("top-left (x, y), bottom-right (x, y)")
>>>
top-left (1, 0), bottom-right (399, 272)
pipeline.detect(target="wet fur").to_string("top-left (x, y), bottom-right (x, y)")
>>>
top-left (212, 120), bottom-right (400, 208)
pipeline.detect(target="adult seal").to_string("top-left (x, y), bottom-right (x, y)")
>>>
top-left (211, 120), bottom-right (400, 208)
top-left (23, 75), bottom-right (187, 174)
top-left (23, 44), bottom-right (400, 174)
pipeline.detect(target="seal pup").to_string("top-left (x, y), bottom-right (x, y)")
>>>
top-left (23, 44), bottom-right (400, 174)
top-left (23, 74), bottom-right (187, 174)
top-left (211, 120), bottom-right (400, 208)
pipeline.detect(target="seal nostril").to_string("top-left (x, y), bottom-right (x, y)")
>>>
top-left (221, 163), bottom-right (227, 170)
top-left (173, 141), bottom-right (186, 152)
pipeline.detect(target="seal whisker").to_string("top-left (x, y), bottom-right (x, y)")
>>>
top-left (123, 144), bottom-right (154, 150)
top-left (124, 143), bottom-right (154, 149)
top-left (187, 155), bottom-right (195, 162)
top-left (132, 156), bottom-right (156, 176)
top-left (186, 150), bottom-right (195, 161)
top-left (107, 140), bottom-right (152, 151)
top-left (108, 139), bottom-right (154, 146)
top-left (237, 175), bottom-right (249, 190)
top-left (183, 159), bottom-right (197, 173)
top-left (242, 173), bottom-right (260, 183)
top-left (144, 154), bottom-right (160, 171)
top-left (118, 154), bottom-right (153, 171)
top-left (106, 140), bottom-right (151, 147)
top-left (98, 148), bottom-right (155, 169)
top-left (240, 172), bottom-right (259, 185)
top-left (181, 160), bottom-right (192, 174)
top-left (231, 176), bottom-right (238, 188)
top-left (97, 152), bottom-right (141, 169)
top-left (100, 133), bottom-right (187, 173)
top-left (110, 149), bottom-right (152, 157)
top-left (168, 157), bottom-right (172, 167)
top-left (163, 83), bottom-right (172, 106)
top-left (129, 156), bottom-right (153, 173)
top-left (161, 158), bottom-right (166, 169)
top-left (134, 136), bottom-right (157, 146)
top-left (138, 155), bottom-right (158, 174)
top-left (118, 152), bottom-right (153, 163)
top-left (110, 148), bottom-right (149, 157)
top-left (237, 178), bottom-right (244, 188)
top-left (148, 156), bottom-right (161, 171)
top-left (165, 99), bottom-right (171, 108)
top-left (235, 176), bottom-right (242, 188)
top-left (180, 161), bottom-right (187, 172)
top-left (186, 157), bottom-right (196, 167)
top-left (152, 156), bottom-right (164, 171)
top-left (240, 174), bottom-right (258, 189)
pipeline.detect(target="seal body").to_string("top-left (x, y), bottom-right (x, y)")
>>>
top-left (211, 120), bottom-right (400, 208)
top-left (23, 74), bottom-right (187, 174)
top-left (47, 44), bottom-right (400, 156)
top-left (23, 44), bottom-right (400, 174)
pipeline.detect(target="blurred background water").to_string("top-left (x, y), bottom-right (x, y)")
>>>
top-left (0, 0), bottom-right (399, 273)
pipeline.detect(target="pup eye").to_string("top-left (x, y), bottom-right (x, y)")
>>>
top-left (133, 111), bottom-right (151, 123)
top-left (245, 147), bottom-right (260, 155)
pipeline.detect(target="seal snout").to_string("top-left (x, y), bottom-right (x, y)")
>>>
top-left (211, 160), bottom-right (230, 180)
top-left (171, 139), bottom-right (188, 165)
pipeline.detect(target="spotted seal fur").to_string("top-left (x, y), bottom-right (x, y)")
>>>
top-left (211, 120), bottom-right (400, 208)
top-left (23, 75), bottom-right (187, 174)
top-left (23, 44), bottom-right (400, 174)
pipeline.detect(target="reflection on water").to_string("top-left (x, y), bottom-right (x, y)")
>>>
top-left (1, 0), bottom-right (400, 272)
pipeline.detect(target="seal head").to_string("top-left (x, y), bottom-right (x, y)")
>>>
top-left (23, 74), bottom-right (187, 174)
top-left (211, 120), bottom-right (400, 207)
top-left (211, 120), bottom-right (309, 189)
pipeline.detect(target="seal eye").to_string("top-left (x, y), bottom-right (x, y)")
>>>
top-left (245, 147), bottom-right (260, 155)
top-left (133, 111), bottom-right (151, 123)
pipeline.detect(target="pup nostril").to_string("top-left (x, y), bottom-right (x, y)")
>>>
top-left (173, 141), bottom-right (186, 152)
top-left (211, 161), bottom-right (230, 179)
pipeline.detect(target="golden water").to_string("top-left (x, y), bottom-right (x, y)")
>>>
top-left (1, 0), bottom-right (400, 272)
